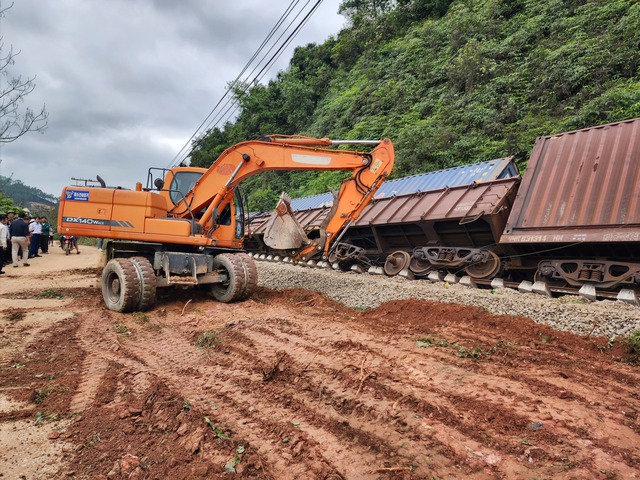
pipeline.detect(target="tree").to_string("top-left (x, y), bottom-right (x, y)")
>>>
top-left (0, 2), bottom-right (48, 143)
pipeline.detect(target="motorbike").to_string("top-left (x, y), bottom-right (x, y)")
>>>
top-left (60, 235), bottom-right (78, 255)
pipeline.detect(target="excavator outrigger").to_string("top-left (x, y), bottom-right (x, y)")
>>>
top-left (58, 136), bottom-right (394, 312)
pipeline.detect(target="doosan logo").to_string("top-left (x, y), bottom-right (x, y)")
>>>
top-left (66, 190), bottom-right (90, 201)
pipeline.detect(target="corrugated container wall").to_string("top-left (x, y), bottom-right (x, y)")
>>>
top-left (290, 157), bottom-right (517, 211)
top-left (501, 118), bottom-right (640, 244)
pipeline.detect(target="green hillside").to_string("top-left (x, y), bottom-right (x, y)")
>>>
top-left (0, 175), bottom-right (57, 215)
top-left (191, 0), bottom-right (640, 211)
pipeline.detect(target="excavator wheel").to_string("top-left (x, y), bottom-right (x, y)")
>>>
top-left (102, 258), bottom-right (141, 313)
top-left (210, 253), bottom-right (247, 303)
top-left (236, 253), bottom-right (258, 299)
top-left (130, 256), bottom-right (157, 311)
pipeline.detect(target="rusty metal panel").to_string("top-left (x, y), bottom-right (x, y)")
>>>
top-left (248, 207), bottom-right (331, 235)
top-left (249, 178), bottom-right (520, 235)
top-left (354, 178), bottom-right (519, 226)
top-left (501, 118), bottom-right (640, 244)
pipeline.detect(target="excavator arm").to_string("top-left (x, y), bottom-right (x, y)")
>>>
top-left (170, 136), bottom-right (394, 260)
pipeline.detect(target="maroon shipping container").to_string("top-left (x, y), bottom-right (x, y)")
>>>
top-left (247, 177), bottom-right (520, 260)
top-left (501, 118), bottom-right (640, 245)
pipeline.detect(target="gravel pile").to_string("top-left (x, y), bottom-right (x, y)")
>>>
top-left (256, 261), bottom-right (640, 339)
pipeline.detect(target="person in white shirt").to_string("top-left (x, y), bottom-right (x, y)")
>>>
top-left (28, 216), bottom-right (42, 259)
top-left (0, 214), bottom-right (8, 274)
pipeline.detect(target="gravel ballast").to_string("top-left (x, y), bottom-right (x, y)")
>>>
top-left (256, 261), bottom-right (640, 339)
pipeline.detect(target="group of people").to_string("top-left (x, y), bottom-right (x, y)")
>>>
top-left (0, 209), bottom-right (60, 273)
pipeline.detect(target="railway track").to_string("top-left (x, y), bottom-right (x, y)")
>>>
top-left (249, 253), bottom-right (638, 306)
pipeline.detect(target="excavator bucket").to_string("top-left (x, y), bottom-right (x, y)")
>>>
top-left (263, 193), bottom-right (311, 250)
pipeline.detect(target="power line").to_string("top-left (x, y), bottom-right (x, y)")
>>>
top-left (168, 0), bottom-right (304, 167)
top-left (169, 0), bottom-right (324, 168)
top-left (212, 0), bottom-right (323, 133)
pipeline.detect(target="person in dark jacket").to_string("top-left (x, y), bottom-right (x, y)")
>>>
top-left (9, 212), bottom-right (30, 267)
top-left (40, 216), bottom-right (50, 253)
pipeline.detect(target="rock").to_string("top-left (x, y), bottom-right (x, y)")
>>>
top-left (529, 421), bottom-right (543, 431)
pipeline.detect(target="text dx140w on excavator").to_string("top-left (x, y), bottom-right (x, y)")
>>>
top-left (58, 136), bottom-right (394, 312)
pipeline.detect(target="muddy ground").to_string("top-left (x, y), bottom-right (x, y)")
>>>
top-left (1, 247), bottom-right (640, 479)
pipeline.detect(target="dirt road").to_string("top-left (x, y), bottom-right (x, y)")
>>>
top-left (1, 246), bottom-right (640, 479)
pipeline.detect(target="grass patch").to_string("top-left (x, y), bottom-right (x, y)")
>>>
top-left (113, 323), bottom-right (131, 335)
top-left (39, 288), bottom-right (63, 299)
top-left (195, 331), bottom-right (219, 349)
top-left (33, 386), bottom-right (53, 405)
top-left (5, 311), bottom-right (26, 321)
top-left (416, 336), bottom-right (515, 360)
top-left (625, 330), bottom-right (640, 360)
top-left (131, 312), bottom-right (149, 323)
top-left (416, 336), bottom-right (451, 348)
top-left (34, 411), bottom-right (59, 426)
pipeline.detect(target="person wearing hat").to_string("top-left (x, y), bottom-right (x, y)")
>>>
top-left (9, 211), bottom-right (29, 267)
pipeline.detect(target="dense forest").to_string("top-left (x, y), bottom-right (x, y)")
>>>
top-left (189, 0), bottom-right (640, 212)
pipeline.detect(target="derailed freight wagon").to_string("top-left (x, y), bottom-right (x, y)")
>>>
top-left (250, 117), bottom-right (640, 300)
top-left (499, 117), bottom-right (640, 295)
top-left (246, 156), bottom-right (520, 271)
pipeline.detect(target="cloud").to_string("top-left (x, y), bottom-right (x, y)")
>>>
top-left (0, 0), bottom-right (345, 196)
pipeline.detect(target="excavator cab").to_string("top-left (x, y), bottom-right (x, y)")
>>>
top-left (147, 166), bottom-right (206, 212)
top-left (147, 165), bottom-right (245, 243)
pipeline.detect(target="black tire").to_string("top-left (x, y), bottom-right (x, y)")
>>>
top-left (210, 253), bottom-right (246, 303)
top-left (236, 253), bottom-right (258, 299)
top-left (130, 256), bottom-right (157, 311)
top-left (102, 258), bottom-right (141, 313)
top-left (65, 241), bottom-right (71, 256)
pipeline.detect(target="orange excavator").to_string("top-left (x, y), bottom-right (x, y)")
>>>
top-left (58, 136), bottom-right (394, 312)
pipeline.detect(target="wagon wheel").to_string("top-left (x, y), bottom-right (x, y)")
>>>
top-left (465, 251), bottom-right (501, 279)
top-left (384, 251), bottom-right (411, 276)
top-left (409, 254), bottom-right (432, 275)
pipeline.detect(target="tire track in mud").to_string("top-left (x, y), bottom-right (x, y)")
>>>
top-left (64, 291), bottom-right (640, 479)
top-left (226, 324), bottom-right (543, 478)
top-left (223, 312), bottom-right (640, 478)
top-left (114, 326), bottom-right (404, 479)
top-left (69, 308), bottom-right (372, 478)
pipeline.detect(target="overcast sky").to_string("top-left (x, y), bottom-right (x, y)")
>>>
top-left (0, 0), bottom-right (346, 198)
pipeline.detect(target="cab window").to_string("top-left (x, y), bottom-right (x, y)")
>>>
top-left (169, 171), bottom-right (203, 205)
